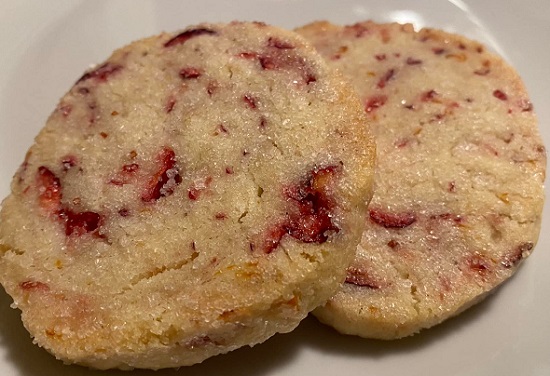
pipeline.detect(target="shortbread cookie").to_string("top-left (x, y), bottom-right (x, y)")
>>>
top-left (0, 22), bottom-right (375, 368)
top-left (297, 21), bottom-right (546, 339)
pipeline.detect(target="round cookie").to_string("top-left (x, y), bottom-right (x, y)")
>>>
top-left (0, 22), bottom-right (375, 368)
top-left (297, 21), bottom-right (546, 339)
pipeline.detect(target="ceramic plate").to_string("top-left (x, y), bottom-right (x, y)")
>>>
top-left (0, 1), bottom-right (548, 375)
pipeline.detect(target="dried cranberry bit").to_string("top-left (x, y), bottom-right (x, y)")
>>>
top-left (377, 68), bottom-right (395, 89)
top-left (493, 89), bottom-right (508, 101)
top-left (267, 37), bottom-right (294, 50)
top-left (237, 52), bottom-right (258, 60)
top-left (502, 242), bottom-right (533, 268)
top-left (519, 99), bottom-right (533, 112)
top-left (365, 95), bottom-right (388, 113)
top-left (76, 63), bottom-right (122, 84)
top-left (58, 104), bottom-right (72, 117)
top-left (406, 57), bottom-right (423, 65)
top-left (387, 239), bottom-right (399, 249)
top-left (432, 47), bottom-right (446, 55)
top-left (61, 156), bottom-right (78, 172)
top-left (262, 223), bottom-right (288, 254)
top-left (243, 94), bottom-right (257, 109)
top-left (225, 166), bottom-right (234, 174)
top-left (465, 254), bottom-right (492, 276)
top-left (118, 208), bottom-right (130, 217)
top-left (421, 89), bottom-right (438, 102)
top-left (285, 166), bottom-right (340, 244)
top-left (448, 181), bottom-right (456, 193)
top-left (215, 213), bottom-right (227, 220)
top-left (19, 280), bottom-right (49, 291)
top-left (61, 209), bottom-right (101, 236)
top-left (36, 166), bottom-right (62, 212)
top-left (187, 176), bottom-right (212, 201)
top-left (369, 209), bottom-right (416, 228)
top-left (345, 266), bottom-right (380, 289)
top-left (163, 28), bottom-right (217, 48)
top-left (179, 67), bottom-right (202, 79)
top-left (166, 97), bottom-right (177, 113)
top-left (375, 54), bottom-right (387, 61)
top-left (142, 147), bottom-right (182, 202)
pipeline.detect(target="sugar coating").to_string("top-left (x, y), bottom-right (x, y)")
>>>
top-left (0, 22), bottom-right (375, 368)
top-left (297, 21), bottom-right (546, 339)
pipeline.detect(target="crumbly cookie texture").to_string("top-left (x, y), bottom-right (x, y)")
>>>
top-left (0, 22), bottom-right (375, 368)
top-left (297, 20), bottom-right (546, 339)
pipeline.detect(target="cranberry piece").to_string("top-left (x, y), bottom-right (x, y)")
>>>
top-left (36, 166), bottom-right (62, 212)
top-left (179, 67), bottom-right (201, 79)
top-left (345, 266), bottom-right (380, 288)
top-left (76, 63), bottom-right (122, 84)
top-left (284, 166), bottom-right (340, 243)
top-left (432, 47), bottom-right (446, 55)
top-left (237, 52), bottom-right (258, 60)
top-left (375, 54), bottom-right (386, 61)
top-left (142, 147), bottom-right (182, 202)
top-left (502, 242), bottom-right (533, 268)
top-left (377, 68), bottom-right (395, 89)
top-left (369, 209), bottom-right (416, 228)
top-left (464, 253), bottom-right (492, 278)
top-left (164, 28), bottom-right (217, 48)
top-left (187, 176), bottom-right (212, 201)
top-left (364, 95), bottom-right (388, 113)
top-left (421, 89), bottom-right (438, 102)
top-left (61, 210), bottom-right (101, 236)
top-left (406, 57), bottom-right (422, 65)
top-left (267, 37), bottom-right (294, 49)
top-left (166, 96), bottom-right (177, 113)
top-left (262, 223), bottom-right (288, 254)
top-left (243, 94), bottom-right (257, 109)
top-left (493, 89), bottom-right (508, 101)
top-left (19, 280), bottom-right (49, 291)
top-left (61, 155), bottom-right (78, 171)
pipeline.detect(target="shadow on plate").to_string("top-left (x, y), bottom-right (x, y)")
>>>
top-left (0, 282), bottom-right (499, 376)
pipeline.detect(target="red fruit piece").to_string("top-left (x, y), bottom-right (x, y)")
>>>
top-left (284, 165), bottom-right (340, 243)
top-left (243, 94), bottom-right (257, 109)
top-left (493, 89), bottom-right (508, 101)
top-left (36, 166), bottom-right (62, 213)
top-left (61, 155), bottom-right (78, 171)
top-left (179, 67), bottom-right (201, 79)
top-left (406, 57), bottom-right (423, 65)
top-left (345, 266), bottom-right (380, 288)
top-left (377, 68), bottom-right (396, 89)
top-left (142, 147), bottom-right (182, 202)
top-left (110, 163), bottom-right (140, 186)
top-left (501, 242), bottom-right (533, 268)
top-left (267, 37), bottom-right (294, 49)
top-left (165, 96), bottom-right (177, 113)
top-left (261, 222), bottom-right (288, 254)
top-left (257, 52), bottom-right (317, 85)
top-left (421, 89), bottom-right (438, 102)
top-left (188, 176), bottom-right (212, 201)
top-left (76, 63), bottom-right (122, 84)
top-left (369, 209), bottom-right (416, 228)
top-left (60, 209), bottom-right (101, 236)
top-left (164, 28), bottom-right (217, 48)
top-left (19, 280), bottom-right (50, 291)
top-left (365, 95), bottom-right (388, 113)
top-left (464, 253), bottom-right (492, 278)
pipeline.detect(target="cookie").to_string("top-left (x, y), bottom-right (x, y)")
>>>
top-left (0, 21), bottom-right (376, 368)
top-left (297, 21), bottom-right (546, 339)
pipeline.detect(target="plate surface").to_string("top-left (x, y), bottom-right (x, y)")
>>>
top-left (0, 1), bottom-right (548, 375)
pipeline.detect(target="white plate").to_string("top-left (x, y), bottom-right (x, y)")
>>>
top-left (0, 1), bottom-right (548, 375)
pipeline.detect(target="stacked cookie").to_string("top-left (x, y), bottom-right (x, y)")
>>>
top-left (0, 20), bottom-right (545, 369)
